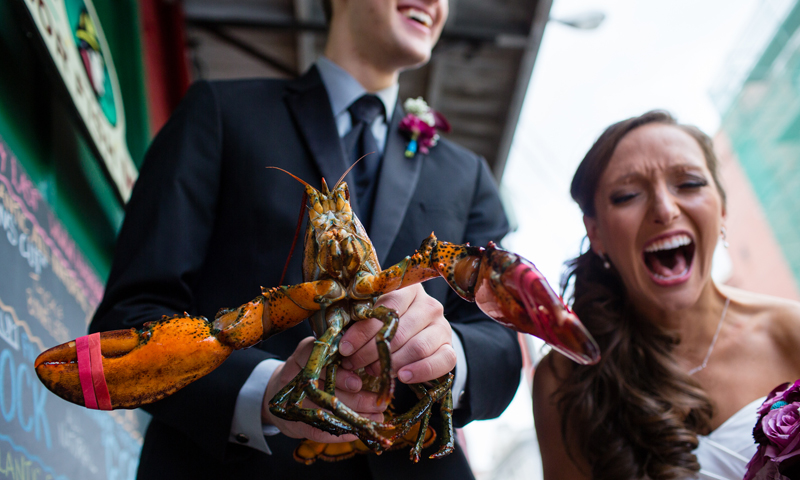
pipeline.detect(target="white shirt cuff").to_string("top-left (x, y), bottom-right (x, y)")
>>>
top-left (229, 358), bottom-right (283, 454)
top-left (451, 330), bottom-right (467, 410)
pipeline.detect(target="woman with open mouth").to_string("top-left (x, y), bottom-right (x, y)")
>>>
top-left (532, 110), bottom-right (800, 480)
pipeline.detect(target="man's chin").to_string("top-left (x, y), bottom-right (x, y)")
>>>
top-left (387, 35), bottom-right (434, 64)
top-left (397, 47), bottom-right (433, 70)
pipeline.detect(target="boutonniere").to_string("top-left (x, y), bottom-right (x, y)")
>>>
top-left (399, 97), bottom-right (451, 158)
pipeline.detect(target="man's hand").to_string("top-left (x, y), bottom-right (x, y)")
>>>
top-left (261, 337), bottom-right (387, 443)
top-left (338, 284), bottom-right (457, 385)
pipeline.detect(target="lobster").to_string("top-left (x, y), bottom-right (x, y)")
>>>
top-left (34, 170), bottom-right (601, 462)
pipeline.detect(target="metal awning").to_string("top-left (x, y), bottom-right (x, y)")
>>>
top-left (182, 0), bottom-right (552, 180)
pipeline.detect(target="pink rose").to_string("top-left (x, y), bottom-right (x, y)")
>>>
top-left (398, 106), bottom-right (450, 156)
top-left (399, 115), bottom-right (438, 153)
top-left (762, 402), bottom-right (800, 462)
top-left (747, 382), bottom-right (800, 480)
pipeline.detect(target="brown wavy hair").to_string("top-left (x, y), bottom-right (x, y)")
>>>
top-left (558, 110), bottom-right (724, 479)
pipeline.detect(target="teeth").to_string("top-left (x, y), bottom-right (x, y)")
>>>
top-left (644, 234), bottom-right (692, 253)
top-left (401, 8), bottom-right (433, 27)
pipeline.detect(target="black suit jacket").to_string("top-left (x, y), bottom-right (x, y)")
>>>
top-left (91, 68), bottom-right (522, 480)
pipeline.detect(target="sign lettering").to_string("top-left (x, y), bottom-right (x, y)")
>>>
top-left (18, 0), bottom-right (137, 201)
top-left (0, 135), bottom-right (141, 478)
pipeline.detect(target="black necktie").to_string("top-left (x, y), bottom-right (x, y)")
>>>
top-left (343, 94), bottom-right (384, 231)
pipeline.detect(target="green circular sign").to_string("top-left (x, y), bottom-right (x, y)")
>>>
top-left (64, 0), bottom-right (117, 126)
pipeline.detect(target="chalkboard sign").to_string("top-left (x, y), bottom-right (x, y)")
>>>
top-left (0, 135), bottom-right (144, 480)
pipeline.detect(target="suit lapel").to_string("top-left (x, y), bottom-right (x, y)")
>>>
top-left (370, 103), bottom-right (424, 265)
top-left (284, 67), bottom-right (364, 215)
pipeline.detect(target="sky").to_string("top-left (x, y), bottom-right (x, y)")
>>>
top-left (464, 0), bottom-right (771, 477)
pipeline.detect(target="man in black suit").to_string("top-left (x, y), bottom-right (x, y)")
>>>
top-left (90, 0), bottom-right (522, 478)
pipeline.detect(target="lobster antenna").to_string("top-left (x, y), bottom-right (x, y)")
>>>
top-left (279, 190), bottom-right (307, 286)
top-left (266, 166), bottom-right (310, 285)
top-left (266, 166), bottom-right (312, 189)
top-left (267, 167), bottom-right (316, 284)
top-left (334, 152), bottom-right (374, 190)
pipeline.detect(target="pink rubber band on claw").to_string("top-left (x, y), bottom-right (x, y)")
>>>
top-left (87, 333), bottom-right (112, 410)
top-left (76, 335), bottom-right (98, 409)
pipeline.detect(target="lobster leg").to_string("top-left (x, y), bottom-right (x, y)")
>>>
top-left (413, 374), bottom-right (454, 461)
top-left (290, 367), bottom-right (444, 465)
top-left (387, 373), bottom-right (454, 462)
top-left (411, 407), bottom-right (433, 463)
top-left (325, 362), bottom-right (338, 396)
top-left (302, 384), bottom-right (392, 448)
top-left (35, 279), bottom-right (346, 410)
top-left (352, 304), bottom-right (400, 407)
top-left (269, 367), bottom-right (357, 437)
top-left (430, 381), bottom-right (455, 460)
top-left (350, 233), bottom-right (600, 365)
top-left (270, 307), bottom-right (393, 448)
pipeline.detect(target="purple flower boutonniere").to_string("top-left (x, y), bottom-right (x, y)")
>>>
top-left (744, 379), bottom-right (800, 480)
top-left (399, 97), bottom-right (451, 158)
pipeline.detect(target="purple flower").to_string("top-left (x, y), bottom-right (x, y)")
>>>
top-left (432, 110), bottom-right (451, 133)
top-left (744, 445), bottom-right (770, 480)
top-left (399, 97), bottom-right (451, 156)
top-left (746, 459), bottom-right (791, 480)
top-left (762, 402), bottom-right (800, 461)
top-left (758, 381), bottom-right (800, 416)
top-left (399, 115), bottom-right (437, 152)
top-left (746, 391), bottom-right (800, 480)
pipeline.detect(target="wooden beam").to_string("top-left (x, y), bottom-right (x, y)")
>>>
top-left (193, 23), bottom-right (297, 77)
top-left (492, 0), bottom-right (553, 181)
top-left (293, 0), bottom-right (320, 74)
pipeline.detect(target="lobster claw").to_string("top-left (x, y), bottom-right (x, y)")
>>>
top-left (474, 244), bottom-right (601, 365)
top-left (35, 281), bottom-right (343, 411)
top-left (35, 315), bottom-right (235, 409)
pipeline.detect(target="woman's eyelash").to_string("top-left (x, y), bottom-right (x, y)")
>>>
top-left (611, 193), bottom-right (637, 204)
top-left (679, 179), bottom-right (708, 189)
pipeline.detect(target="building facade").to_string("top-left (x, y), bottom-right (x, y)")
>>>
top-left (713, 0), bottom-right (800, 300)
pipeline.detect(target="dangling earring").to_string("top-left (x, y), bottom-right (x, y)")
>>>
top-left (597, 251), bottom-right (611, 269)
top-left (721, 226), bottom-right (729, 249)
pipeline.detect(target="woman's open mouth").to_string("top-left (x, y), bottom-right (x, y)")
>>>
top-left (642, 233), bottom-right (695, 286)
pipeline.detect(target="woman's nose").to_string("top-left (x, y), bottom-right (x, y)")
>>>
top-left (651, 189), bottom-right (680, 225)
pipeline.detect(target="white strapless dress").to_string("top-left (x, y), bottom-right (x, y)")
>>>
top-left (692, 396), bottom-right (765, 480)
